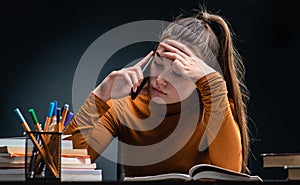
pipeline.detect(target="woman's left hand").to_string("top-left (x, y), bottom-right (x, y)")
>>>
top-left (159, 39), bottom-right (215, 82)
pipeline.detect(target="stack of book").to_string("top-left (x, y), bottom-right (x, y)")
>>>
top-left (60, 145), bottom-right (102, 182)
top-left (261, 152), bottom-right (300, 180)
top-left (0, 137), bottom-right (27, 181)
top-left (0, 136), bottom-right (102, 181)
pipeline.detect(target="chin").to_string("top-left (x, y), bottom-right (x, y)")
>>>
top-left (151, 96), bottom-right (181, 104)
top-left (150, 96), bottom-right (167, 104)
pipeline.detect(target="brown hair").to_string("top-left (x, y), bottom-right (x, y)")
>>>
top-left (159, 8), bottom-right (250, 172)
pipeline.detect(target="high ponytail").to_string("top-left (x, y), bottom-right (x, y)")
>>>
top-left (198, 10), bottom-right (250, 173)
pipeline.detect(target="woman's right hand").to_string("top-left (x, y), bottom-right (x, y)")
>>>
top-left (92, 51), bottom-right (154, 101)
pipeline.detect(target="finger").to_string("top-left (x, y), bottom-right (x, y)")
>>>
top-left (127, 66), bottom-right (143, 85)
top-left (134, 51), bottom-right (154, 68)
top-left (159, 42), bottom-right (188, 60)
top-left (160, 51), bottom-right (188, 66)
top-left (172, 59), bottom-right (186, 76)
top-left (121, 71), bottom-right (134, 89)
top-left (135, 67), bottom-right (144, 85)
top-left (127, 71), bottom-right (139, 92)
top-left (161, 39), bottom-right (194, 57)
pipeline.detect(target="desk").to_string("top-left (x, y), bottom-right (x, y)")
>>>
top-left (0, 180), bottom-right (299, 185)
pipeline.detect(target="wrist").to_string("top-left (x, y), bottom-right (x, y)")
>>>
top-left (92, 84), bottom-right (110, 102)
top-left (193, 66), bottom-right (216, 82)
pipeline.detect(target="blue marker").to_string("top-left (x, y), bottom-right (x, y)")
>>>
top-left (14, 108), bottom-right (26, 124)
top-left (44, 101), bottom-right (55, 132)
top-left (49, 100), bottom-right (58, 132)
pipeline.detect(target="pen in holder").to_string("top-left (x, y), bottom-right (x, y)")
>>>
top-left (25, 131), bottom-right (62, 181)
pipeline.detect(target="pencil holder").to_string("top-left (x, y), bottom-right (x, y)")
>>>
top-left (25, 131), bottom-right (62, 181)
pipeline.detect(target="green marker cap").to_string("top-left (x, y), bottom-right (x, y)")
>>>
top-left (28, 108), bottom-right (39, 124)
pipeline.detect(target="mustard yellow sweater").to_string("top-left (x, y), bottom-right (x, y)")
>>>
top-left (64, 72), bottom-right (242, 177)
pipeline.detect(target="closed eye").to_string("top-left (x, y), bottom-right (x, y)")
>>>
top-left (172, 70), bottom-right (182, 77)
top-left (153, 60), bottom-right (163, 67)
top-left (153, 53), bottom-right (164, 67)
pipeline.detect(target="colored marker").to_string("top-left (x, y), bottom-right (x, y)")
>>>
top-left (28, 108), bottom-right (43, 132)
top-left (59, 104), bottom-right (69, 132)
top-left (28, 108), bottom-right (51, 145)
top-left (56, 107), bottom-right (61, 126)
top-left (64, 111), bottom-right (73, 127)
top-left (27, 108), bottom-right (42, 178)
top-left (49, 101), bottom-right (58, 132)
top-left (44, 102), bottom-right (55, 132)
top-left (54, 107), bottom-right (61, 132)
top-left (14, 108), bottom-right (27, 124)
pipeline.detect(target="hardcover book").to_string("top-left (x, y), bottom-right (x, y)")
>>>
top-left (261, 153), bottom-right (300, 167)
top-left (286, 166), bottom-right (300, 180)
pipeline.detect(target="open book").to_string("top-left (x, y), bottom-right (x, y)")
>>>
top-left (123, 164), bottom-right (262, 182)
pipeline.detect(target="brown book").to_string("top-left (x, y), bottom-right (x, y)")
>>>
top-left (0, 154), bottom-right (91, 165)
top-left (286, 166), bottom-right (300, 180)
top-left (261, 153), bottom-right (300, 168)
top-left (0, 146), bottom-right (30, 156)
top-left (0, 146), bottom-right (88, 156)
top-left (0, 162), bottom-right (25, 168)
top-left (61, 148), bottom-right (88, 157)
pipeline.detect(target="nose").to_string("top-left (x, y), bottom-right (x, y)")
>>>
top-left (155, 71), bottom-right (169, 86)
top-left (156, 76), bottom-right (168, 86)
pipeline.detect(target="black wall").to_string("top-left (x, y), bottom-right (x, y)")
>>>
top-left (1, 0), bottom-right (300, 180)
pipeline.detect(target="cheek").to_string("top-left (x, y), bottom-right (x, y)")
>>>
top-left (171, 83), bottom-right (185, 93)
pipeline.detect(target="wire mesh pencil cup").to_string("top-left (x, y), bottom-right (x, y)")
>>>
top-left (25, 131), bottom-right (62, 181)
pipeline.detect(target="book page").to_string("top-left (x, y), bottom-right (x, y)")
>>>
top-left (124, 173), bottom-right (191, 181)
top-left (189, 164), bottom-right (262, 182)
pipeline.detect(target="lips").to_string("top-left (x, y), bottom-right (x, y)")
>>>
top-left (152, 87), bottom-right (167, 95)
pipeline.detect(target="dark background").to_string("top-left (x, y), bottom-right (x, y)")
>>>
top-left (1, 0), bottom-right (300, 181)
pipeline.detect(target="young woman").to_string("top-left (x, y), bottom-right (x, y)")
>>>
top-left (64, 9), bottom-right (250, 177)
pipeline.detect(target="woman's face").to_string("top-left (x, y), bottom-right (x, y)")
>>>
top-left (149, 44), bottom-right (196, 104)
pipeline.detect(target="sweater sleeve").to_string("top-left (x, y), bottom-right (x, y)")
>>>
top-left (196, 72), bottom-right (242, 172)
top-left (63, 92), bottom-right (115, 162)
